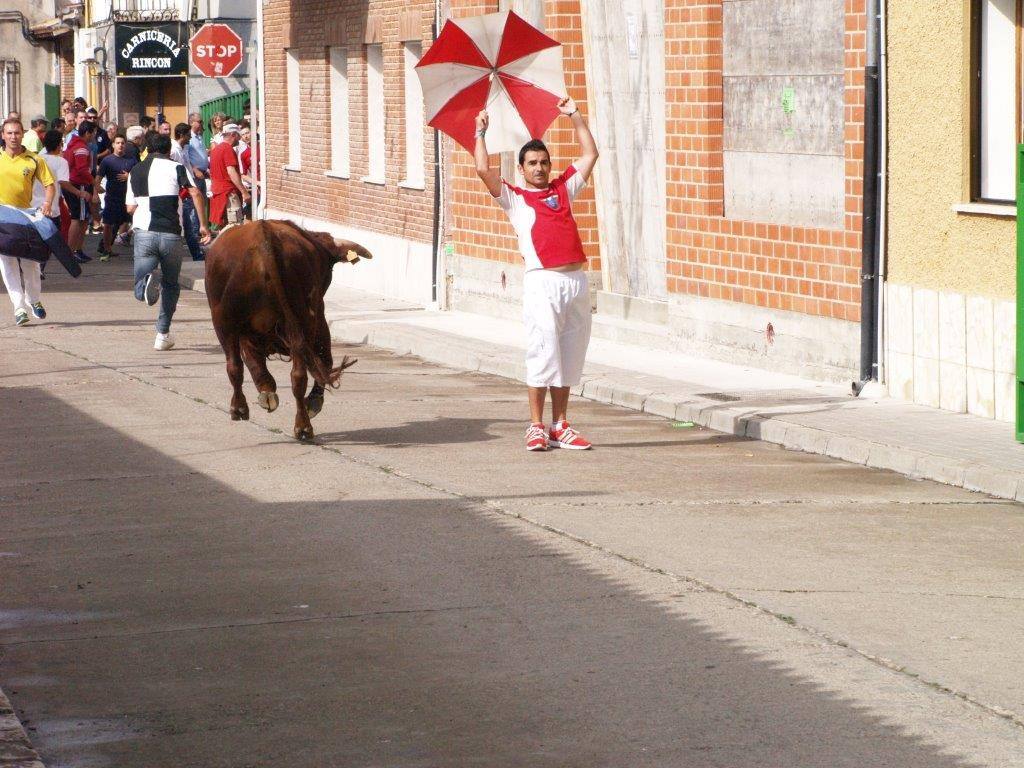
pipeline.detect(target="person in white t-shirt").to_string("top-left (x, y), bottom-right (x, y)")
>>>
top-left (474, 97), bottom-right (600, 452)
top-left (32, 129), bottom-right (72, 232)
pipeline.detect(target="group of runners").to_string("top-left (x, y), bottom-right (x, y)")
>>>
top-left (0, 103), bottom-right (257, 349)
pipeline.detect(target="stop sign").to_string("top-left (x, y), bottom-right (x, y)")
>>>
top-left (190, 23), bottom-right (244, 78)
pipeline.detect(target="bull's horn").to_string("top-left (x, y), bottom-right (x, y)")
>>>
top-left (333, 238), bottom-right (373, 261)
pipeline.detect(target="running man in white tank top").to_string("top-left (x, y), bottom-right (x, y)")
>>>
top-left (474, 97), bottom-right (600, 452)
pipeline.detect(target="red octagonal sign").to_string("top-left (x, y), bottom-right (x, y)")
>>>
top-left (190, 23), bottom-right (243, 78)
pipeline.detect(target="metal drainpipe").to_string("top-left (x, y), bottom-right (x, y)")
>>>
top-left (874, 0), bottom-right (888, 384)
top-left (857, 0), bottom-right (882, 387)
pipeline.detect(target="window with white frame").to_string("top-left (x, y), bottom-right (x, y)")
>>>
top-left (0, 61), bottom-right (20, 117)
top-left (974, 0), bottom-right (1019, 202)
top-left (328, 47), bottom-right (350, 177)
top-left (286, 49), bottom-right (301, 168)
top-left (402, 42), bottom-right (425, 188)
top-left (364, 43), bottom-right (385, 182)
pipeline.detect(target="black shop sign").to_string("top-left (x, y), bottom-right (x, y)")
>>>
top-left (115, 22), bottom-right (189, 77)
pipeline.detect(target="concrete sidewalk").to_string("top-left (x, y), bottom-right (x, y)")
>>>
top-left (203, 260), bottom-right (1024, 504)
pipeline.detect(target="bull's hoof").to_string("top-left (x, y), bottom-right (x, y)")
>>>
top-left (294, 426), bottom-right (314, 442)
top-left (230, 405), bottom-right (249, 421)
top-left (306, 393), bottom-right (324, 419)
top-left (258, 391), bottom-right (279, 413)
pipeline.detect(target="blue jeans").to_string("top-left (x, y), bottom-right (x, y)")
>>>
top-left (133, 230), bottom-right (182, 334)
top-left (182, 185), bottom-right (204, 261)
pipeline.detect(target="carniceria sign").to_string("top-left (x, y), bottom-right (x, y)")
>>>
top-left (115, 22), bottom-right (189, 77)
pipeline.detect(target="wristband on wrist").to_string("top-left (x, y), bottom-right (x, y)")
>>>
top-left (475, 129), bottom-right (486, 138)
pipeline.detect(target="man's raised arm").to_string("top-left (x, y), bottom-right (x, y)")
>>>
top-left (474, 110), bottom-right (502, 198)
top-left (559, 97), bottom-right (599, 182)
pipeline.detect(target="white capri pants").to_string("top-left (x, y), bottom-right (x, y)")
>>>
top-left (522, 268), bottom-right (592, 388)
top-left (0, 254), bottom-right (42, 313)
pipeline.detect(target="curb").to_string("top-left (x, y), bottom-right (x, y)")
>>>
top-left (328, 321), bottom-right (1024, 504)
top-left (179, 274), bottom-right (1022, 504)
top-left (0, 688), bottom-right (44, 768)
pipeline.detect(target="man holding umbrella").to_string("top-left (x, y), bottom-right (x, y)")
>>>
top-left (474, 97), bottom-right (599, 452)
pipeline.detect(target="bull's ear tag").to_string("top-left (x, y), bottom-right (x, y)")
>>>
top-left (344, 250), bottom-right (360, 263)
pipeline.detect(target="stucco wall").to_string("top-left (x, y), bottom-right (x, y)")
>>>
top-left (886, 1), bottom-right (1016, 299)
top-left (0, 23), bottom-right (57, 120)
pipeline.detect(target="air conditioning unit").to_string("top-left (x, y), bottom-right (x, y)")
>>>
top-left (76, 27), bottom-right (97, 63)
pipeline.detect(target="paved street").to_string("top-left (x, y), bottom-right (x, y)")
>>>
top-left (2, 257), bottom-right (1023, 767)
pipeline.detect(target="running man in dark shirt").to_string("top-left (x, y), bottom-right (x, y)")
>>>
top-left (94, 135), bottom-right (137, 259)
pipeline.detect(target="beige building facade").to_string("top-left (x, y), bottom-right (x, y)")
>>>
top-left (885, 0), bottom-right (1019, 421)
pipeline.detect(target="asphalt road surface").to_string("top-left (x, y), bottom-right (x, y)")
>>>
top-left (2, 257), bottom-right (1022, 767)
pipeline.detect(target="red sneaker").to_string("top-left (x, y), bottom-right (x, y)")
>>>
top-left (548, 421), bottom-right (592, 450)
top-left (525, 422), bottom-right (549, 452)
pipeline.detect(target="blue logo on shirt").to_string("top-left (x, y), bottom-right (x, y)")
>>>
top-left (542, 195), bottom-right (558, 210)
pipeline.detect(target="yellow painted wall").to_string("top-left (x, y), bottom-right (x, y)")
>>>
top-left (886, 1), bottom-right (1016, 298)
top-left (143, 78), bottom-right (188, 127)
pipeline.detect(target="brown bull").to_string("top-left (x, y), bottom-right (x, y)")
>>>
top-left (205, 220), bottom-right (372, 440)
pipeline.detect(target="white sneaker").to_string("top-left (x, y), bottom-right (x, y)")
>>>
top-left (154, 332), bottom-right (175, 351)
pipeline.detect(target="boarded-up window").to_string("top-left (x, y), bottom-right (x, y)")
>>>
top-left (364, 43), bottom-right (385, 182)
top-left (974, 0), bottom-right (1019, 202)
top-left (329, 47), bottom-right (350, 177)
top-left (403, 42), bottom-right (425, 188)
top-left (286, 50), bottom-right (301, 167)
top-left (722, 0), bottom-right (845, 228)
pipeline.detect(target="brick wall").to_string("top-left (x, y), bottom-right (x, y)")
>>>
top-left (447, 0), bottom-right (600, 273)
top-left (263, 0), bottom-right (436, 245)
top-left (663, 0), bottom-right (866, 323)
top-left (261, 1), bottom-right (865, 325)
top-left (59, 35), bottom-right (75, 102)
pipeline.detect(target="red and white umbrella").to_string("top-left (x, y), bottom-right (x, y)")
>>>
top-left (416, 11), bottom-right (565, 154)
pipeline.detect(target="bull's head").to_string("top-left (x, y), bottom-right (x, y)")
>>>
top-left (305, 231), bottom-right (374, 266)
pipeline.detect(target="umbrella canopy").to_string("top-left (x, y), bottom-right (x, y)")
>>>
top-left (416, 11), bottom-right (565, 154)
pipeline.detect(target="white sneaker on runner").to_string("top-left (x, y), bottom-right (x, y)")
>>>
top-left (154, 333), bottom-right (175, 351)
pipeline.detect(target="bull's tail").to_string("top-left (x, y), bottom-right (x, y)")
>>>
top-left (255, 221), bottom-right (339, 389)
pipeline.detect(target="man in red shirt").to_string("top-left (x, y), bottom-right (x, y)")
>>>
top-left (63, 120), bottom-right (98, 262)
top-left (208, 123), bottom-right (250, 228)
top-left (474, 97), bottom-right (600, 452)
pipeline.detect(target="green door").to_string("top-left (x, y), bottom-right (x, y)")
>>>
top-left (199, 90), bottom-right (251, 145)
top-left (44, 83), bottom-right (60, 122)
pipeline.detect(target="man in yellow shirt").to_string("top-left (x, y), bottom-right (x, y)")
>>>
top-left (22, 117), bottom-right (46, 153)
top-left (0, 117), bottom-right (56, 325)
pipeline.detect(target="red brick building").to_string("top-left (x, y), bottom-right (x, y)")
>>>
top-left (262, 0), bottom-right (440, 304)
top-left (260, 1), bottom-right (868, 382)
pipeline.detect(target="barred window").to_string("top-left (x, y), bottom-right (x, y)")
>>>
top-left (0, 61), bottom-right (20, 117)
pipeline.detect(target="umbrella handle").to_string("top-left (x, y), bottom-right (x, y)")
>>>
top-left (485, 72), bottom-right (504, 109)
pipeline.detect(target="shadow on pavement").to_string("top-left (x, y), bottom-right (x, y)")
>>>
top-left (599, 433), bottom-right (748, 449)
top-left (0, 388), bottom-right (980, 768)
top-left (316, 416), bottom-right (521, 447)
